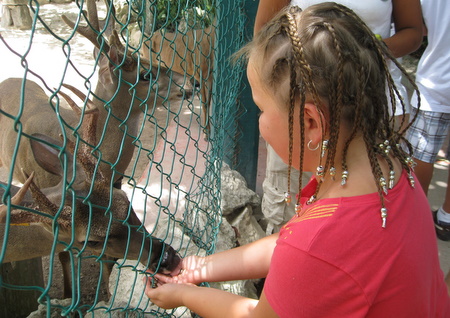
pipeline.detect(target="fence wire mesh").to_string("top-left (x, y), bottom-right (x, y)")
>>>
top-left (0, 0), bottom-right (248, 316)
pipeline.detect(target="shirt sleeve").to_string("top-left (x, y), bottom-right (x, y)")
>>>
top-left (264, 241), bottom-right (370, 317)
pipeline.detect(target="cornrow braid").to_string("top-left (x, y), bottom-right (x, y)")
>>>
top-left (332, 4), bottom-right (398, 129)
top-left (285, 59), bottom-right (296, 205)
top-left (332, 2), bottom-right (421, 141)
top-left (285, 7), bottom-right (331, 205)
top-left (390, 55), bottom-right (422, 136)
top-left (323, 3), bottom-right (419, 226)
top-left (321, 21), bottom-right (344, 192)
top-left (285, 7), bottom-right (323, 110)
top-left (285, 6), bottom-right (310, 206)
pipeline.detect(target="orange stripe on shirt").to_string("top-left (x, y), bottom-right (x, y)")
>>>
top-left (300, 204), bottom-right (339, 221)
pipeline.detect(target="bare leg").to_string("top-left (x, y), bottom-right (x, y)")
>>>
top-left (445, 269), bottom-right (450, 296)
top-left (413, 159), bottom-right (434, 196)
top-left (442, 170), bottom-right (450, 213)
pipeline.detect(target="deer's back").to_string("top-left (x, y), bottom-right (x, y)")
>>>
top-left (0, 78), bottom-right (79, 187)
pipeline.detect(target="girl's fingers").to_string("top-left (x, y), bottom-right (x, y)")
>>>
top-left (153, 273), bottom-right (174, 283)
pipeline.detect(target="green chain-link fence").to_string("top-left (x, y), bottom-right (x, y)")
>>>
top-left (0, 0), bottom-right (255, 316)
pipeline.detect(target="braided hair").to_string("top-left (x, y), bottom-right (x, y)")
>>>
top-left (237, 2), bottom-right (419, 227)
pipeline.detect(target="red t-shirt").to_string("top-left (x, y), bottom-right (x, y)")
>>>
top-left (265, 171), bottom-right (450, 317)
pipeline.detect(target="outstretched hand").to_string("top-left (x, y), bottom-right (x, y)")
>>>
top-left (148, 255), bottom-right (208, 286)
top-left (143, 255), bottom-right (207, 309)
top-left (143, 278), bottom-right (197, 309)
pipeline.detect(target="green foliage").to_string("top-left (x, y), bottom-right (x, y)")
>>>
top-left (133, 0), bottom-right (215, 32)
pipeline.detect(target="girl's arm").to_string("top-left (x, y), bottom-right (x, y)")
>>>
top-left (254, 0), bottom-right (290, 35)
top-left (144, 234), bottom-right (280, 317)
top-left (384, 0), bottom-right (423, 58)
top-left (144, 284), bottom-right (279, 318)
top-left (154, 233), bottom-right (279, 285)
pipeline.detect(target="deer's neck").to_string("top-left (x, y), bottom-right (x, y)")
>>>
top-left (92, 83), bottom-right (143, 177)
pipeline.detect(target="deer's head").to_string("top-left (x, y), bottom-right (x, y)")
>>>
top-left (0, 106), bottom-right (181, 274)
top-left (61, 0), bottom-right (190, 107)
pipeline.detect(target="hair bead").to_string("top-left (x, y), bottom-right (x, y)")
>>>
top-left (321, 140), bottom-right (328, 158)
top-left (284, 192), bottom-right (292, 204)
top-left (388, 170), bottom-right (395, 189)
top-left (381, 207), bottom-right (387, 228)
top-left (341, 170), bottom-right (349, 186)
top-left (379, 177), bottom-right (388, 195)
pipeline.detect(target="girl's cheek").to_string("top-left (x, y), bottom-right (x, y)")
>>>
top-left (259, 120), bottom-right (270, 142)
top-left (258, 115), bottom-right (271, 138)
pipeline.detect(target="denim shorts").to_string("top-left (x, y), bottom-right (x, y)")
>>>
top-left (406, 108), bottom-right (450, 163)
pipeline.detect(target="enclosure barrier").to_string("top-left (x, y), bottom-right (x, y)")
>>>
top-left (0, 0), bottom-right (257, 316)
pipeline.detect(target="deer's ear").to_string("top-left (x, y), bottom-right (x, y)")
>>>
top-left (96, 50), bottom-right (115, 87)
top-left (30, 134), bottom-right (66, 177)
top-left (97, 45), bottom-right (121, 87)
top-left (108, 44), bottom-right (121, 64)
top-left (30, 134), bottom-right (73, 180)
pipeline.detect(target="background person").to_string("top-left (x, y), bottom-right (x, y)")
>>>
top-left (405, 0), bottom-right (450, 241)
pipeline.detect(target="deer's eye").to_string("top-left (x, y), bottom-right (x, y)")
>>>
top-left (140, 71), bottom-right (153, 81)
top-left (82, 241), bottom-right (102, 248)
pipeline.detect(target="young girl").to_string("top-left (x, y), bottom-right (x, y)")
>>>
top-left (254, 0), bottom-right (423, 234)
top-left (144, 3), bottom-right (450, 316)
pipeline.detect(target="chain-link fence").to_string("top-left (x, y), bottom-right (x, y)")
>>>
top-left (0, 0), bottom-right (254, 316)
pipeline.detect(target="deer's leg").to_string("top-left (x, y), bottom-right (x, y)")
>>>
top-left (101, 256), bottom-right (117, 298)
top-left (58, 251), bottom-right (72, 299)
top-left (201, 82), bottom-right (212, 136)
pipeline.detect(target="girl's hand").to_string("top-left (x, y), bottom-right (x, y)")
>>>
top-left (143, 279), bottom-right (196, 309)
top-left (149, 255), bottom-right (208, 286)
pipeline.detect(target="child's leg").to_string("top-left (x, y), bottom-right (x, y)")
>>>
top-left (440, 136), bottom-right (450, 215)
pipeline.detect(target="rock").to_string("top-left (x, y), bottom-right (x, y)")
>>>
top-left (225, 205), bottom-right (265, 247)
top-left (1, 0), bottom-right (29, 5)
top-left (97, 260), bottom-right (191, 318)
top-left (220, 163), bottom-right (261, 216)
top-left (27, 299), bottom-right (73, 318)
top-left (1, 4), bottom-right (32, 30)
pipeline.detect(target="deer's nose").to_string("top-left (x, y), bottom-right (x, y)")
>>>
top-left (159, 245), bottom-right (182, 274)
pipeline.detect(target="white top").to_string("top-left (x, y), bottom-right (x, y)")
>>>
top-left (290, 0), bottom-right (409, 116)
top-left (410, 0), bottom-right (450, 113)
top-left (291, 0), bottom-right (392, 37)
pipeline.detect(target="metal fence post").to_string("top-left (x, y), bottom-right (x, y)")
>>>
top-left (235, 0), bottom-right (259, 191)
top-left (215, 0), bottom-right (259, 191)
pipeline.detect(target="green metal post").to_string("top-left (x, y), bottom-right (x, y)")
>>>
top-left (235, 0), bottom-right (259, 191)
top-left (214, 0), bottom-right (259, 190)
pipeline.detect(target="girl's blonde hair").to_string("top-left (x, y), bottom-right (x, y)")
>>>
top-left (238, 2), bottom-right (419, 225)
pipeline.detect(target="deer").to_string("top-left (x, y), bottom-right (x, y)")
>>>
top-left (0, 107), bottom-right (182, 299)
top-left (0, 0), bottom-right (191, 190)
top-left (142, 24), bottom-right (215, 131)
top-left (0, 0), bottom-right (186, 298)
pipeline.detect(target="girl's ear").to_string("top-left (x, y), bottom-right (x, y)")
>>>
top-left (303, 102), bottom-right (325, 147)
